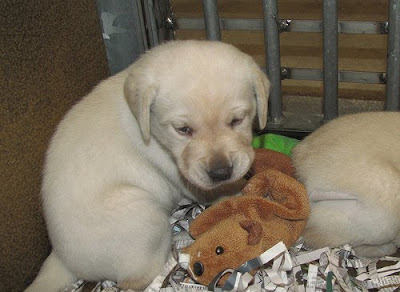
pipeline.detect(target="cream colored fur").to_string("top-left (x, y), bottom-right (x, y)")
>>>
top-left (25, 40), bottom-right (270, 291)
top-left (292, 112), bottom-right (400, 257)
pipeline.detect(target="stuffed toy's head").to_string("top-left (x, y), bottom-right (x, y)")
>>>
top-left (180, 149), bottom-right (310, 286)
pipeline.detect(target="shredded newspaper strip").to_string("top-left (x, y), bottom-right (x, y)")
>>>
top-left (63, 200), bottom-right (400, 292)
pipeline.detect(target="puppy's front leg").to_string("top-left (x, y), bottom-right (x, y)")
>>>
top-left (97, 186), bottom-right (173, 291)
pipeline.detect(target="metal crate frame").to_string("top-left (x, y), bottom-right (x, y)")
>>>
top-left (96, 0), bottom-right (400, 134)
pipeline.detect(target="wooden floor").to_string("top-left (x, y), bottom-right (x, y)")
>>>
top-left (172, 0), bottom-right (389, 100)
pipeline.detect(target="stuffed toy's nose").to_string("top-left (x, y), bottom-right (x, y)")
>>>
top-left (193, 261), bottom-right (204, 276)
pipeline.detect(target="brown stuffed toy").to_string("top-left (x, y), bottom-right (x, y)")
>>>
top-left (181, 148), bottom-right (310, 286)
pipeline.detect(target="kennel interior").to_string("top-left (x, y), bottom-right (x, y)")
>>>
top-left (96, 2), bottom-right (400, 288)
top-left (96, 0), bottom-right (400, 137)
top-left (3, 0), bottom-right (399, 291)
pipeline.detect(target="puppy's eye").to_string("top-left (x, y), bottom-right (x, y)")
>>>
top-left (230, 118), bottom-right (243, 127)
top-left (216, 246), bottom-right (224, 255)
top-left (175, 126), bottom-right (193, 136)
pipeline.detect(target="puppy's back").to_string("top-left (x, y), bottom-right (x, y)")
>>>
top-left (292, 112), bottom-right (400, 205)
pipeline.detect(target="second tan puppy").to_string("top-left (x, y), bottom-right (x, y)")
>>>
top-left (292, 112), bottom-right (400, 257)
top-left (26, 40), bottom-right (270, 291)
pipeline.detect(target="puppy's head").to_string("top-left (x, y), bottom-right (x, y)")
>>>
top-left (125, 40), bottom-right (270, 191)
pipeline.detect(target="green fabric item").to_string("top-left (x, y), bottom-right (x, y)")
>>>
top-left (252, 133), bottom-right (299, 156)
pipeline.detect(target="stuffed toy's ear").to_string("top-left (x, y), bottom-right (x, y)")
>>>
top-left (124, 71), bottom-right (158, 142)
top-left (243, 169), bottom-right (310, 220)
top-left (239, 220), bottom-right (262, 245)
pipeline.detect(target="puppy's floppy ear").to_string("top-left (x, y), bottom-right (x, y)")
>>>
top-left (124, 72), bottom-right (158, 142)
top-left (253, 68), bottom-right (270, 130)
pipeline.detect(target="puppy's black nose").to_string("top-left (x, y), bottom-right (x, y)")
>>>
top-left (193, 261), bottom-right (204, 276)
top-left (207, 166), bottom-right (233, 182)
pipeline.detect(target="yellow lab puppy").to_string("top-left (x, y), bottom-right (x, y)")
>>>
top-left (25, 40), bottom-right (270, 291)
top-left (292, 112), bottom-right (400, 257)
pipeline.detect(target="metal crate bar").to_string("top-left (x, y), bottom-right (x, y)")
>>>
top-left (283, 19), bottom-right (387, 34)
top-left (322, 0), bottom-right (338, 121)
top-left (263, 0), bottom-right (283, 124)
top-left (176, 18), bottom-right (388, 35)
top-left (385, 0), bottom-right (400, 110)
top-left (176, 18), bottom-right (263, 31)
top-left (96, 0), bottom-right (147, 75)
top-left (281, 68), bottom-right (386, 84)
top-left (202, 0), bottom-right (221, 41)
top-left (143, 0), bottom-right (159, 47)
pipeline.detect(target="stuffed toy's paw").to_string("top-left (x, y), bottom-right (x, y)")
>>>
top-left (181, 168), bottom-right (310, 286)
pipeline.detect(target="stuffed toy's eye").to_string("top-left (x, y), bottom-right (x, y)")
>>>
top-left (193, 261), bottom-right (204, 276)
top-left (216, 246), bottom-right (224, 255)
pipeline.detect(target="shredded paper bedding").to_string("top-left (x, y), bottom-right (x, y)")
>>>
top-left (63, 199), bottom-right (400, 292)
